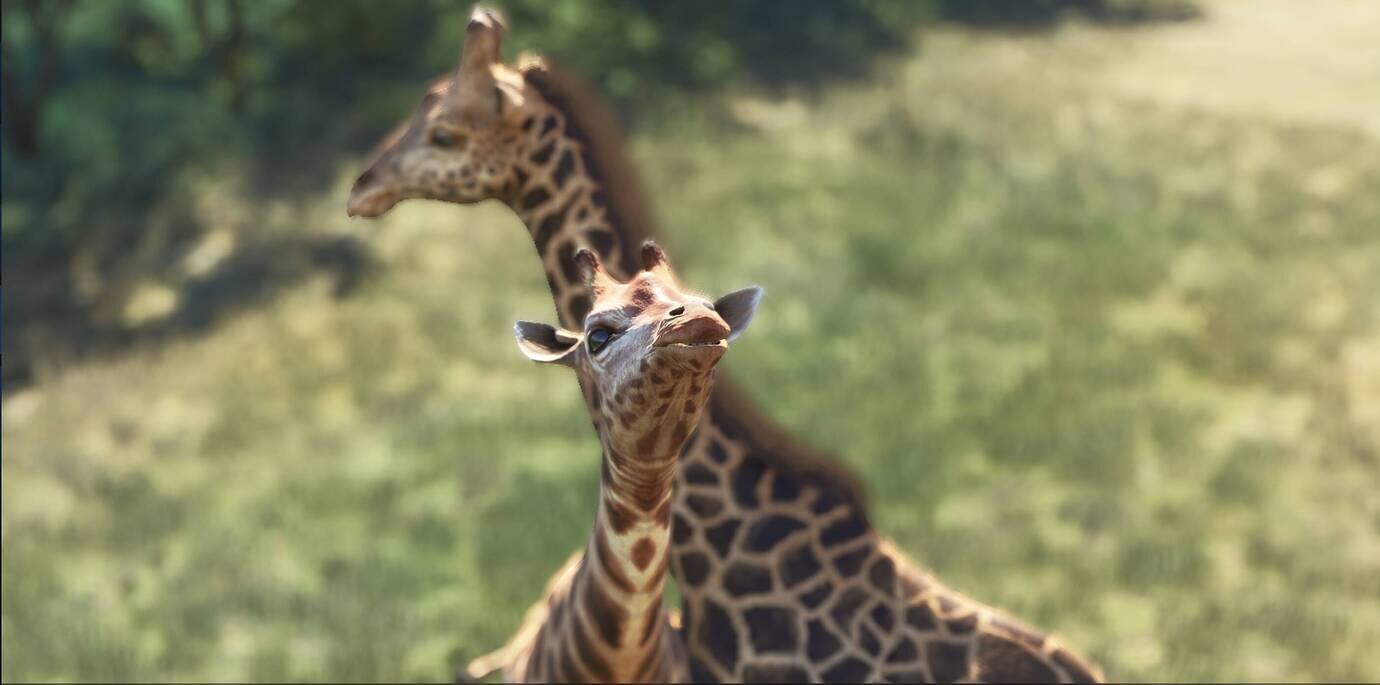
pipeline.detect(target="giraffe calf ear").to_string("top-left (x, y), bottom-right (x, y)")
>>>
top-left (714, 287), bottom-right (764, 342)
top-left (514, 321), bottom-right (580, 365)
top-left (640, 240), bottom-right (671, 272)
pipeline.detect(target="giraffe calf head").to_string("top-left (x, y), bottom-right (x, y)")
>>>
top-left (515, 241), bottom-right (762, 454)
top-left (347, 5), bottom-right (548, 217)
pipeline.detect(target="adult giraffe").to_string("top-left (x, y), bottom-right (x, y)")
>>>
top-left (348, 8), bottom-right (1103, 683)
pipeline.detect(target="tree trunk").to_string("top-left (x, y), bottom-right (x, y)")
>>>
top-left (0, 0), bottom-right (71, 158)
top-left (184, 0), bottom-right (247, 115)
top-left (1, 37), bottom-right (40, 157)
top-left (223, 0), bottom-right (245, 114)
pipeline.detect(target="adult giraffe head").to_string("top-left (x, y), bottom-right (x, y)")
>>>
top-left (515, 241), bottom-right (762, 456)
top-left (347, 5), bottom-right (542, 216)
top-left (348, 3), bottom-right (662, 327)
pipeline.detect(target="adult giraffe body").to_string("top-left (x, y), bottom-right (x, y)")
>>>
top-left (349, 8), bottom-right (1103, 683)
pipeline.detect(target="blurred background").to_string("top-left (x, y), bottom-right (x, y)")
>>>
top-left (3, 0), bottom-right (1378, 681)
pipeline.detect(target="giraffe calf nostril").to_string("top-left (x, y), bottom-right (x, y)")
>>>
top-left (668, 305), bottom-right (685, 318)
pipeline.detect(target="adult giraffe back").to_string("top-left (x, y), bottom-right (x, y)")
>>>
top-left (349, 7), bottom-right (1104, 683)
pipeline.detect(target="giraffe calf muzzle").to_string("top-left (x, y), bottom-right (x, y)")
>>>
top-left (654, 311), bottom-right (731, 350)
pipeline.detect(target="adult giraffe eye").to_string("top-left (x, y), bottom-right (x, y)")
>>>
top-left (587, 328), bottom-right (613, 354)
top-left (430, 129), bottom-right (461, 147)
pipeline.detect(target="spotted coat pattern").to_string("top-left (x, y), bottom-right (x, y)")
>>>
top-left (352, 14), bottom-right (1104, 684)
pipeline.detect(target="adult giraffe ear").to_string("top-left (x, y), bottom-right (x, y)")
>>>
top-left (714, 287), bottom-right (764, 342)
top-left (514, 321), bottom-right (580, 366)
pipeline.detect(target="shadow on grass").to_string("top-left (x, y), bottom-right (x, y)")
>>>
top-left (3, 234), bottom-right (376, 394)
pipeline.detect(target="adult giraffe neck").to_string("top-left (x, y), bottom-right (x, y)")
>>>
top-left (512, 65), bottom-right (655, 331)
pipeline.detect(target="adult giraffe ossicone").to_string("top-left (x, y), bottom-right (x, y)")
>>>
top-left (470, 242), bottom-right (761, 682)
top-left (349, 7), bottom-right (1104, 683)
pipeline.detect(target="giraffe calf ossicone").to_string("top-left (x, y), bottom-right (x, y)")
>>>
top-left (467, 241), bottom-right (762, 683)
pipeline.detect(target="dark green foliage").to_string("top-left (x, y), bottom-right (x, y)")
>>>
top-left (501, 0), bottom-right (936, 99)
top-left (937, 0), bottom-right (1199, 27)
top-left (0, 0), bottom-right (946, 389)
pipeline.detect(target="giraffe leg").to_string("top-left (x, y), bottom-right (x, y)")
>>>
top-left (462, 647), bottom-right (507, 682)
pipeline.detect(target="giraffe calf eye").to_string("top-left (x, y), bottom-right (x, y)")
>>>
top-left (587, 328), bottom-right (613, 354)
top-left (430, 129), bottom-right (463, 147)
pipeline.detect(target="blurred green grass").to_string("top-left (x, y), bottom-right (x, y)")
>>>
top-left (5, 24), bottom-right (1380, 684)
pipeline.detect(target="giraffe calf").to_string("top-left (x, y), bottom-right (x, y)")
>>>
top-left (466, 241), bottom-right (761, 683)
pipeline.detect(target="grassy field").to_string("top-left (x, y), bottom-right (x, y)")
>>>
top-left (5, 10), bottom-right (1380, 683)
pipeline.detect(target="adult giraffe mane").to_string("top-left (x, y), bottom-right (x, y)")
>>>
top-left (520, 62), bottom-right (651, 277)
top-left (522, 59), bottom-right (871, 514)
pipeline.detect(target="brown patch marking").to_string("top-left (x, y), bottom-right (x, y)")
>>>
top-left (584, 571), bottom-right (627, 648)
top-left (651, 497), bottom-right (672, 527)
top-left (567, 613), bottom-right (612, 680)
top-left (642, 550), bottom-right (670, 592)
top-left (603, 495), bottom-right (637, 534)
top-left (631, 537), bottom-right (657, 571)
